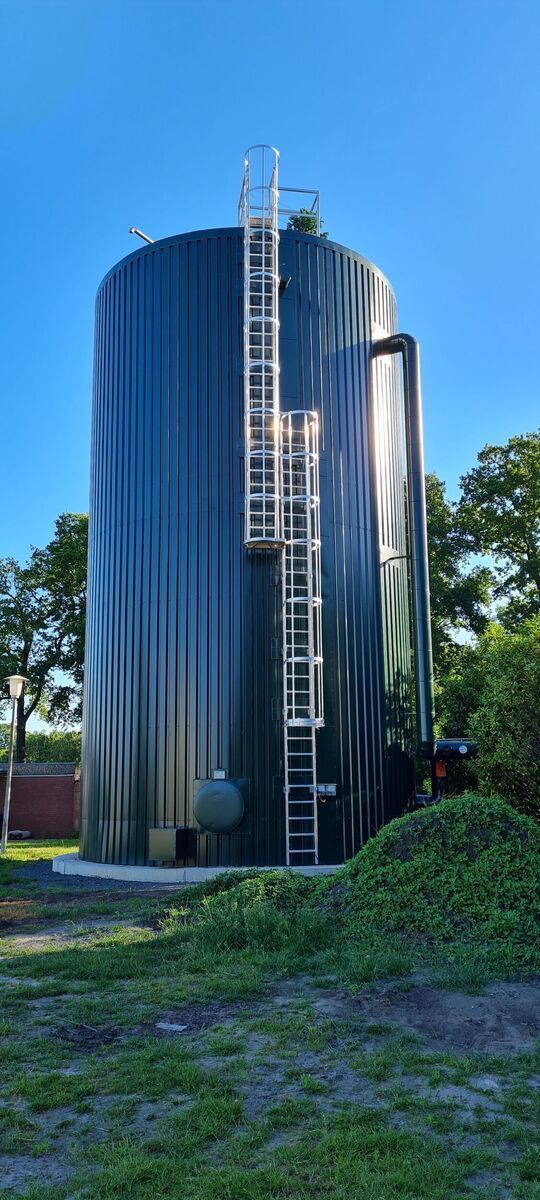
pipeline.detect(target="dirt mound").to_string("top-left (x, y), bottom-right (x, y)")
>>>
top-left (330, 794), bottom-right (540, 963)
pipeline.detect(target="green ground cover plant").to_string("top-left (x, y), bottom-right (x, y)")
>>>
top-left (331, 793), bottom-right (540, 975)
top-left (159, 794), bottom-right (539, 983)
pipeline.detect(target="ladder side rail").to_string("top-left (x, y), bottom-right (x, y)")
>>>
top-left (281, 410), bottom-right (321, 865)
top-left (304, 413), bottom-right (317, 721)
top-left (282, 413), bottom-right (292, 859)
top-left (309, 414), bottom-right (324, 725)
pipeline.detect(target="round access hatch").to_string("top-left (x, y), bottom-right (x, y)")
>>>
top-left (194, 780), bottom-right (245, 834)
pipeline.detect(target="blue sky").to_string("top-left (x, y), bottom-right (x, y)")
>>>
top-left (1, 0), bottom-right (539, 563)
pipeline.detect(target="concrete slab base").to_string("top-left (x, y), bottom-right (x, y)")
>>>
top-left (52, 853), bottom-right (342, 883)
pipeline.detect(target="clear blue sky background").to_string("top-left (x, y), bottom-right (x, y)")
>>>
top-left (1, 0), bottom-right (539, 563)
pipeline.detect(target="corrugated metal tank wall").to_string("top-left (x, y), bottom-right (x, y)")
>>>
top-left (277, 234), bottom-right (413, 864)
top-left (80, 227), bottom-right (413, 867)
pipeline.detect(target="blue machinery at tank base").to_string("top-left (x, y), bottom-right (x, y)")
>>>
top-left (79, 145), bottom-right (474, 874)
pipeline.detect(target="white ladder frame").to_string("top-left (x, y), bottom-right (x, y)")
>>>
top-left (239, 148), bottom-right (325, 866)
top-left (239, 145), bottom-right (283, 550)
top-left (281, 410), bottom-right (324, 865)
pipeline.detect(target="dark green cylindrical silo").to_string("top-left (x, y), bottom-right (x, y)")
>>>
top-left (80, 227), bottom-right (414, 869)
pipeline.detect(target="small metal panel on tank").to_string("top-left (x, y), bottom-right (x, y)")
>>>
top-left (81, 227), bottom-right (414, 867)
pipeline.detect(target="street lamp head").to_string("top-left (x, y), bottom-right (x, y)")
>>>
top-left (5, 675), bottom-right (27, 700)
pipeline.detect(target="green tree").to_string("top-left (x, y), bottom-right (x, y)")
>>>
top-left (287, 207), bottom-right (328, 238)
top-left (434, 621), bottom-right (540, 812)
top-left (468, 618), bottom-right (540, 817)
top-left (458, 431), bottom-right (540, 626)
top-left (434, 641), bottom-right (482, 791)
top-left (425, 472), bottom-right (491, 668)
top-left (0, 513), bottom-right (88, 761)
top-left (0, 727), bottom-right (81, 764)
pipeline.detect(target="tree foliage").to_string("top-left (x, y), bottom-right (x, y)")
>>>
top-left (0, 514), bottom-right (88, 760)
top-left (430, 432), bottom-right (540, 807)
top-left (425, 473), bottom-right (491, 668)
top-left (468, 618), bottom-right (540, 817)
top-left (458, 431), bottom-right (540, 626)
top-left (434, 618), bottom-right (540, 816)
top-left (287, 207), bottom-right (328, 238)
top-left (0, 727), bottom-right (81, 764)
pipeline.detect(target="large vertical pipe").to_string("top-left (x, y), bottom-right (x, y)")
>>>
top-left (373, 334), bottom-right (435, 757)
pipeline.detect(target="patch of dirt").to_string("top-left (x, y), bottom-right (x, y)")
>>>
top-left (237, 1050), bottom-right (513, 1131)
top-left (353, 979), bottom-right (540, 1054)
top-left (244, 1032), bottom-right (273, 1057)
top-left (0, 1092), bottom-right (199, 1195)
top-left (52, 1023), bottom-right (125, 1051)
top-left (228, 1036), bottom-right (384, 1122)
top-left (193, 974), bottom-right (540, 1131)
top-left (27, 993), bottom-right (75, 1012)
top-left (0, 974), bottom-right (42, 988)
top-left (465, 1170), bottom-right (513, 1198)
top-left (131, 1093), bottom-right (194, 1134)
top-left (3, 918), bottom-right (154, 945)
top-left (0, 1153), bottom-right (73, 1190)
top-left (240, 1060), bottom-right (295, 1120)
top-left (422, 1082), bottom-right (502, 1120)
top-left (262, 1130), bottom-right (295, 1151)
top-left (498, 1140), bottom-right (521, 1161)
top-left (468, 1074), bottom-right (503, 1093)
top-left (152, 998), bottom-right (257, 1036)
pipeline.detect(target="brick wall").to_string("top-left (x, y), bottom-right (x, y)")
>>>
top-left (0, 765), bottom-right (78, 839)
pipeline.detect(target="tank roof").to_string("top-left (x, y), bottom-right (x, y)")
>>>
top-left (97, 226), bottom-right (394, 299)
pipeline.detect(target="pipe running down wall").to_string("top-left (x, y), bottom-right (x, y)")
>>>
top-left (373, 334), bottom-right (435, 758)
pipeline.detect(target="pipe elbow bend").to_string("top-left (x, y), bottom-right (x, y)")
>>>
top-left (372, 332), bottom-right (418, 357)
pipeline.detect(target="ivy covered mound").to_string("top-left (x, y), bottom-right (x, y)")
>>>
top-left (332, 793), bottom-right (540, 966)
top-left (163, 793), bottom-right (539, 980)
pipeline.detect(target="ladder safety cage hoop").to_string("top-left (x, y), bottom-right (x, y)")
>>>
top-left (240, 145), bottom-right (282, 550)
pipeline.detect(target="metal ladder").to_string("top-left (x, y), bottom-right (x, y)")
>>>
top-left (238, 145), bottom-right (282, 549)
top-left (239, 147), bottom-right (325, 865)
top-left (281, 411), bottom-right (324, 865)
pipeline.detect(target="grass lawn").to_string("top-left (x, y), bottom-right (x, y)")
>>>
top-left (0, 837), bottom-right (539, 1199)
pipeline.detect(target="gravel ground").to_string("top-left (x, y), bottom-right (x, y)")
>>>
top-left (12, 859), bottom-right (189, 895)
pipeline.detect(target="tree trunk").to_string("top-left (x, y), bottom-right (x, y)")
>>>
top-left (16, 694), bottom-right (26, 763)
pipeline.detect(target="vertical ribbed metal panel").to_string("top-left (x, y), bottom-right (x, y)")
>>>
top-left (81, 228), bottom-right (413, 867)
top-left (278, 233), bottom-right (413, 864)
top-left (81, 231), bottom-right (282, 866)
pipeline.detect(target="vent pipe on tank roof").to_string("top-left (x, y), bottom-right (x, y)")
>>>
top-left (129, 227), bottom-right (154, 245)
top-left (373, 333), bottom-right (435, 758)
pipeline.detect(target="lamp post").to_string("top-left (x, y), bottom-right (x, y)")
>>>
top-left (1, 675), bottom-right (27, 854)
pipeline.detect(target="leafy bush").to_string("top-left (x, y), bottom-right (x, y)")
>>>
top-left (330, 793), bottom-right (539, 969)
top-left (0, 727), bottom-right (81, 763)
top-left (469, 618), bottom-right (540, 816)
top-left (436, 618), bottom-right (540, 816)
